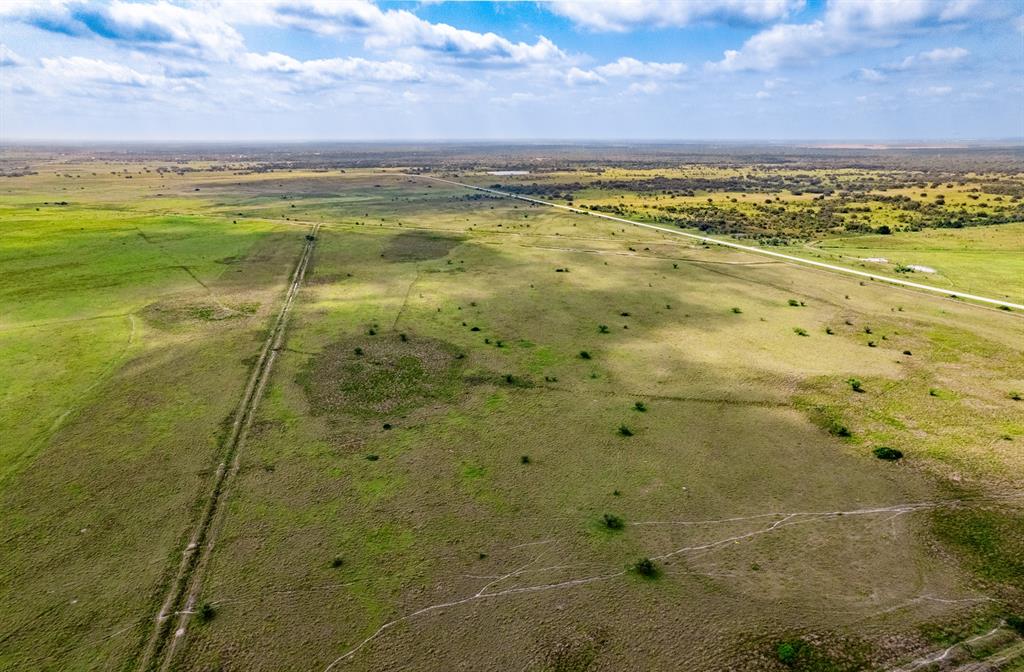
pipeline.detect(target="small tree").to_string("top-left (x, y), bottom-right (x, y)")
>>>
top-left (847, 378), bottom-right (864, 393)
top-left (793, 327), bottom-right (809, 336)
top-left (579, 350), bottom-right (592, 360)
top-left (617, 424), bottom-right (633, 437)
top-left (731, 307), bottom-right (742, 314)
top-left (630, 557), bottom-right (658, 578)
top-left (873, 446), bottom-right (903, 461)
top-left (634, 401), bottom-right (647, 412)
top-left (602, 513), bottom-right (624, 530)
top-left (598, 324), bottom-right (610, 334)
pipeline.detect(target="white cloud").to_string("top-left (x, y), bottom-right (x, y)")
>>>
top-left (858, 67), bottom-right (886, 82)
top-left (0, 44), bottom-right (27, 67)
top-left (241, 51), bottom-right (429, 85)
top-left (911, 84), bottom-right (954, 96)
top-left (893, 46), bottom-right (969, 69)
top-left (1, 1), bottom-right (244, 61)
top-left (566, 66), bottom-right (605, 86)
top-left (594, 56), bottom-right (687, 79)
top-left (548, 0), bottom-right (803, 32)
top-left (40, 55), bottom-right (165, 87)
top-left (707, 0), bottom-right (992, 72)
top-left (625, 81), bottom-right (661, 95)
top-left (229, 0), bottom-right (564, 66)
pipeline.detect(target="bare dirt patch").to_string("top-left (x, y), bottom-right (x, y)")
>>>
top-left (302, 333), bottom-right (464, 418)
top-left (382, 232), bottom-right (461, 262)
top-left (141, 298), bottom-right (258, 328)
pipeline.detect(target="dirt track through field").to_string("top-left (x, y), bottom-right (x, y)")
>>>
top-left (411, 175), bottom-right (1024, 311)
top-left (135, 224), bottom-right (319, 672)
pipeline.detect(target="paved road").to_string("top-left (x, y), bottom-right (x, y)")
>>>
top-left (415, 175), bottom-right (1024, 311)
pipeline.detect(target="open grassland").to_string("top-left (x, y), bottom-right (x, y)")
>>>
top-left (1, 155), bottom-right (1023, 671)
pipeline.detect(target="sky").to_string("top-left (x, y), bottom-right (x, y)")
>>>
top-left (0, 0), bottom-right (1022, 141)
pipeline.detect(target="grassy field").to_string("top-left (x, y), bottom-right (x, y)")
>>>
top-left (1, 157), bottom-right (1023, 671)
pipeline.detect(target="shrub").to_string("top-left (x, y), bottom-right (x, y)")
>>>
top-left (793, 327), bottom-right (809, 336)
top-left (366, 454), bottom-right (380, 461)
top-left (613, 489), bottom-right (621, 496)
top-left (197, 602), bottom-right (216, 623)
top-left (520, 455), bottom-right (530, 464)
top-left (825, 327), bottom-right (834, 335)
top-left (864, 326), bottom-right (873, 334)
top-left (579, 350), bottom-right (592, 359)
top-left (1010, 391), bottom-right (1022, 401)
top-left (354, 347), bottom-right (364, 356)
top-left (331, 556), bottom-right (344, 568)
top-left (634, 401), bottom-right (647, 412)
top-left (399, 333), bottom-right (408, 342)
top-left (829, 421), bottom-right (851, 438)
top-left (1008, 614), bottom-right (1024, 635)
top-left (867, 340), bottom-right (877, 347)
top-left (617, 424), bottom-right (633, 437)
top-left (630, 557), bottom-right (658, 578)
top-left (774, 639), bottom-right (798, 667)
top-left (470, 326), bottom-right (481, 331)
top-left (788, 299), bottom-right (801, 307)
top-left (602, 513), bottom-right (624, 530)
top-left (368, 328), bottom-right (376, 336)
top-left (847, 378), bottom-right (864, 393)
top-left (598, 324), bottom-right (610, 334)
top-left (903, 350), bottom-right (912, 356)
top-left (873, 446), bottom-right (903, 461)
top-left (929, 388), bottom-right (940, 397)
top-left (731, 307), bottom-right (742, 314)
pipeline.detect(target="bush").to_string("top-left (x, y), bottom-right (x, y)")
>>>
top-left (903, 350), bottom-right (912, 355)
top-left (634, 401), bottom-right (647, 412)
top-left (598, 324), bottom-right (610, 334)
top-left (825, 326), bottom-right (834, 335)
top-left (731, 307), bottom-right (742, 314)
top-left (867, 340), bottom-right (877, 347)
top-left (399, 333), bottom-right (408, 342)
top-left (197, 602), bottom-right (216, 623)
top-left (366, 454), bottom-right (380, 461)
top-left (630, 557), bottom-right (658, 578)
top-left (602, 513), bottom-right (624, 530)
top-left (354, 347), bottom-right (364, 356)
top-left (847, 378), bottom-right (864, 393)
top-left (520, 455), bottom-right (530, 464)
top-left (793, 327), bottom-right (809, 336)
top-left (579, 350), bottom-right (592, 359)
top-left (873, 446), bottom-right (903, 461)
top-left (331, 556), bottom-right (344, 568)
top-left (788, 299), bottom-right (801, 307)
top-left (777, 642), bottom-right (797, 665)
top-left (1010, 391), bottom-right (1022, 401)
top-left (368, 328), bottom-right (376, 336)
top-left (617, 424), bottom-right (633, 437)
top-left (1008, 614), bottom-right (1024, 635)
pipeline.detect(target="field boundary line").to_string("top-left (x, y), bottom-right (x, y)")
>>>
top-left (135, 224), bottom-right (319, 672)
top-left (410, 175), bottom-right (1024, 311)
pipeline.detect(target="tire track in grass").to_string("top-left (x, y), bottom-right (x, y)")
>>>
top-left (136, 224), bottom-right (319, 672)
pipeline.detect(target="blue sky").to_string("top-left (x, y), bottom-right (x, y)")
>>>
top-left (1, 0), bottom-right (1021, 141)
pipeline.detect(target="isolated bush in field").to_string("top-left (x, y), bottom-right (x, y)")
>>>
top-left (1008, 614), bottom-right (1024, 635)
top-left (579, 350), bottom-right (592, 359)
top-left (1010, 391), bottom-right (1022, 401)
top-left (197, 602), bottom-right (216, 623)
top-left (368, 328), bottom-right (377, 336)
top-left (788, 299), bottom-right (801, 307)
top-left (617, 424), bottom-right (633, 437)
top-left (929, 388), bottom-right (940, 397)
top-left (366, 454), bottom-right (380, 461)
top-left (847, 378), bottom-right (864, 393)
top-left (903, 350), bottom-right (912, 356)
top-left (399, 333), bottom-right (408, 342)
top-left (331, 556), bottom-right (344, 568)
top-left (793, 327), bottom-right (809, 336)
top-left (520, 455), bottom-right (530, 464)
top-left (867, 341), bottom-right (877, 347)
top-left (829, 421), bottom-right (851, 438)
top-left (470, 326), bottom-right (480, 331)
top-left (598, 324), bottom-right (610, 334)
top-left (873, 446), bottom-right (903, 461)
top-left (731, 307), bottom-right (742, 314)
top-left (776, 641), bottom-right (802, 666)
top-left (630, 557), bottom-right (658, 578)
top-left (354, 347), bottom-right (364, 356)
top-left (864, 326), bottom-right (873, 334)
top-left (602, 513), bottom-right (624, 530)
top-left (634, 401), bottom-right (647, 412)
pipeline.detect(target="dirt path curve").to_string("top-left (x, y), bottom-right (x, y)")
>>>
top-left (411, 175), bottom-right (1024, 311)
top-left (136, 224), bottom-right (320, 672)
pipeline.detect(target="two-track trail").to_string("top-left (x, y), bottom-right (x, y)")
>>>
top-left (136, 224), bottom-right (320, 672)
